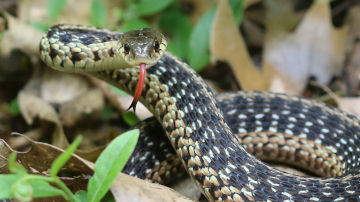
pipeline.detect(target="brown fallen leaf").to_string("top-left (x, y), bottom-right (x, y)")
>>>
top-left (7, 134), bottom-right (93, 175)
top-left (264, 0), bottom-right (303, 95)
top-left (75, 145), bottom-right (106, 162)
top-left (264, 1), bottom-right (348, 94)
top-left (343, 5), bottom-right (360, 95)
top-left (9, 128), bottom-right (44, 149)
top-left (18, 91), bottom-right (68, 148)
top-left (0, 139), bottom-right (12, 173)
top-left (0, 134), bottom-right (91, 199)
top-left (268, 74), bottom-right (300, 94)
top-left (347, 5), bottom-right (360, 40)
top-left (179, 0), bottom-right (216, 23)
top-left (314, 83), bottom-right (360, 118)
top-left (41, 70), bottom-right (92, 104)
top-left (0, 102), bottom-right (12, 140)
top-left (210, 0), bottom-right (273, 90)
top-left (243, 0), bottom-right (261, 8)
top-left (0, 11), bottom-right (43, 57)
top-left (336, 97), bottom-right (360, 118)
top-left (60, 89), bottom-right (104, 127)
top-left (110, 173), bottom-right (193, 202)
top-left (2, 132), bottom-right (192, 201)
top-left (264, 0), bottom-right (301, 32)
top-left (17, 0), bottom-right (91, 26)
top-left (89, 77), bottom-right (152, 120)
top-left (170, 178), bottom-right (201, 201)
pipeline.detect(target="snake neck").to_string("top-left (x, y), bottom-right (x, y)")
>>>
top-left (93, 53), bottom-right (261, 200)
top-left (92, 53), bottom-right (359, 201)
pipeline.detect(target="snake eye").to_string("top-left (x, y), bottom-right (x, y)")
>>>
top-left (154, 40), bottom-right (160, 53)
top-left (124, 43), bottom-right (130, 54)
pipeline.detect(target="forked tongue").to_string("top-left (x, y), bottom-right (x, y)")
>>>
top-left (128, 63), bottom-right (146, 111)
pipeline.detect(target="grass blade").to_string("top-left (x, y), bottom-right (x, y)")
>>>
top-left (87, 129), bottom-right (139, 202)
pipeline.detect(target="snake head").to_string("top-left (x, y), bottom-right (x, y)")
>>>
top-left (119, 28), bottom-right (167, 67)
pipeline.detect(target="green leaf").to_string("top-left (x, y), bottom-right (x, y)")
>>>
top-left (10, 178), bottom-right (65, 201)
top-left (29, 21), bottom-right (51, 32)
top-left (48, 0), bottom-right (67, 21)
top-left (28, 179), bottom-right (66, 198)
top-left (121, 18), bottom-right (149, 32)
top-left (12, 179), bottom-right (32, 202)
top-left (109, 84), bottom-right (128, 96)
top-left (188, 0), bottom-right (244, 71)
top-left (90, 0), bottom-right (107, 27)
top-left (9, 98), bottom-right (20, 115)
top-left (8, 153), bottom-right (27, 175)
top-left (75, 190), bottom-right (88, 202)
top-left (188, 7), bottom-right (216, 71)
top-left (229, 0), bottom-right (244, 24)
top-left (122, 2), bottom-right (138, 20)
top-left (50, 136), bottom-right (82, 178)
top-left (134, 0), bottom-right (174, 16)
top-left (159, 6), bottom-right (192, 59)
top-left (113, 8), bottom-right (124, 20)
top-left (87, 129), bottom-right (139, 202)
top-left (101, 105), bottom-right (113, 122)
top-left (121, 111), bottom-right (140, 126)
top-left (0, 175), bottom-right (21, 199)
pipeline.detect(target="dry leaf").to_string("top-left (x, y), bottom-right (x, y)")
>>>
top-left (170, 178), bottom-right (201, 201)
top-left (0, 103), bottom-right (12, 139)
top-left (243, 0), bottom-right (261, 8)
top-left (1, 134), bottom-right (194, 201)
top-left (336, 97), bottom-right (360, 118)
top-left (241, 5), bottom-right (266, 49)
top-left (110, 173), bottom-right (193, 202)
top-left (9, 128), bottom-right (44, 149)
top-left (0, 134), bottom-right (92, 175)
top-left (268, 75), bottom-right (297, 93)
top-left (343, 5), bottom-right (360, 94)
top-left (264, 1), bottom-right (348, 94)
top-left (179, 0), bottom-right (216, 23)
top-left (0, 11), bottom-right (43, 57)
top-left (0, 139), bottom-right (12, 173)
top-left (0, 135), bottom-right (91, 197)
top-left (264, 0), bottom-right (301, 32)
top-left (17, 0), bottom-right (91, 25)
top-left (210, 0), bottom-right (273, 90)
top-left (310, 83), bottom-right (360, 118)
top-left (347, 5), bottom-right (360, 37)
top-left (60, 89), bottom-right (104, 127)
top-left (75, 145), bottom-right (106, 162)
top-left (89, 77), bottom-right (152, 120)
top-left (41, 70), bottom-right (92, 104)
top-left (18, 91), bottom-right (68, 148)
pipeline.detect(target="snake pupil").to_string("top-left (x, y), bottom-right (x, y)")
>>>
top-left (154, 40), bottom-right (160, 52)
top-left (124, 43), bottom-right (130, 54)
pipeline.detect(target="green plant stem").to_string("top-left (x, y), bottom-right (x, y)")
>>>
top-left (52, 178), bottom-right (79, 202)
top-left (20, 175), bottom-right (80, 202)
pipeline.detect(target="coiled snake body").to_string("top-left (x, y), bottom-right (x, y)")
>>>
top-left (40, 24), bottom-right (360, 201)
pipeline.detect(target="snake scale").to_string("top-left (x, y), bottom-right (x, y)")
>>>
top-left (39, 24), bottom-right (360, 201)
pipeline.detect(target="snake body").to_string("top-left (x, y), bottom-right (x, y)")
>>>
top-left (40, 24), bottom-right (360, 201)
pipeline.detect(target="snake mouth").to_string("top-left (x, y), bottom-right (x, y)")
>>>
top-left (127, 63), bottom-right (146, 111)
top-left (123, 56), bottom-right (159, 68)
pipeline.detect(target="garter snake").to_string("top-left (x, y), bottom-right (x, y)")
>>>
top-left (40, 24), bottom-right (360, 201)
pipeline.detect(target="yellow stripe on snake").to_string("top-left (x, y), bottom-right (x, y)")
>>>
top-left (40, 24), bottom-right (360, 201)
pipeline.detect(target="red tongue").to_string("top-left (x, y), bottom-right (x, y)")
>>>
top-left (128, 63), bottom-right (146, 111)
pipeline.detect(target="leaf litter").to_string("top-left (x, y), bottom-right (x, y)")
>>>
top-left (1, 0), bottom-right (360, 201)
top-left (264, 1), bottom-right (348, 94)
